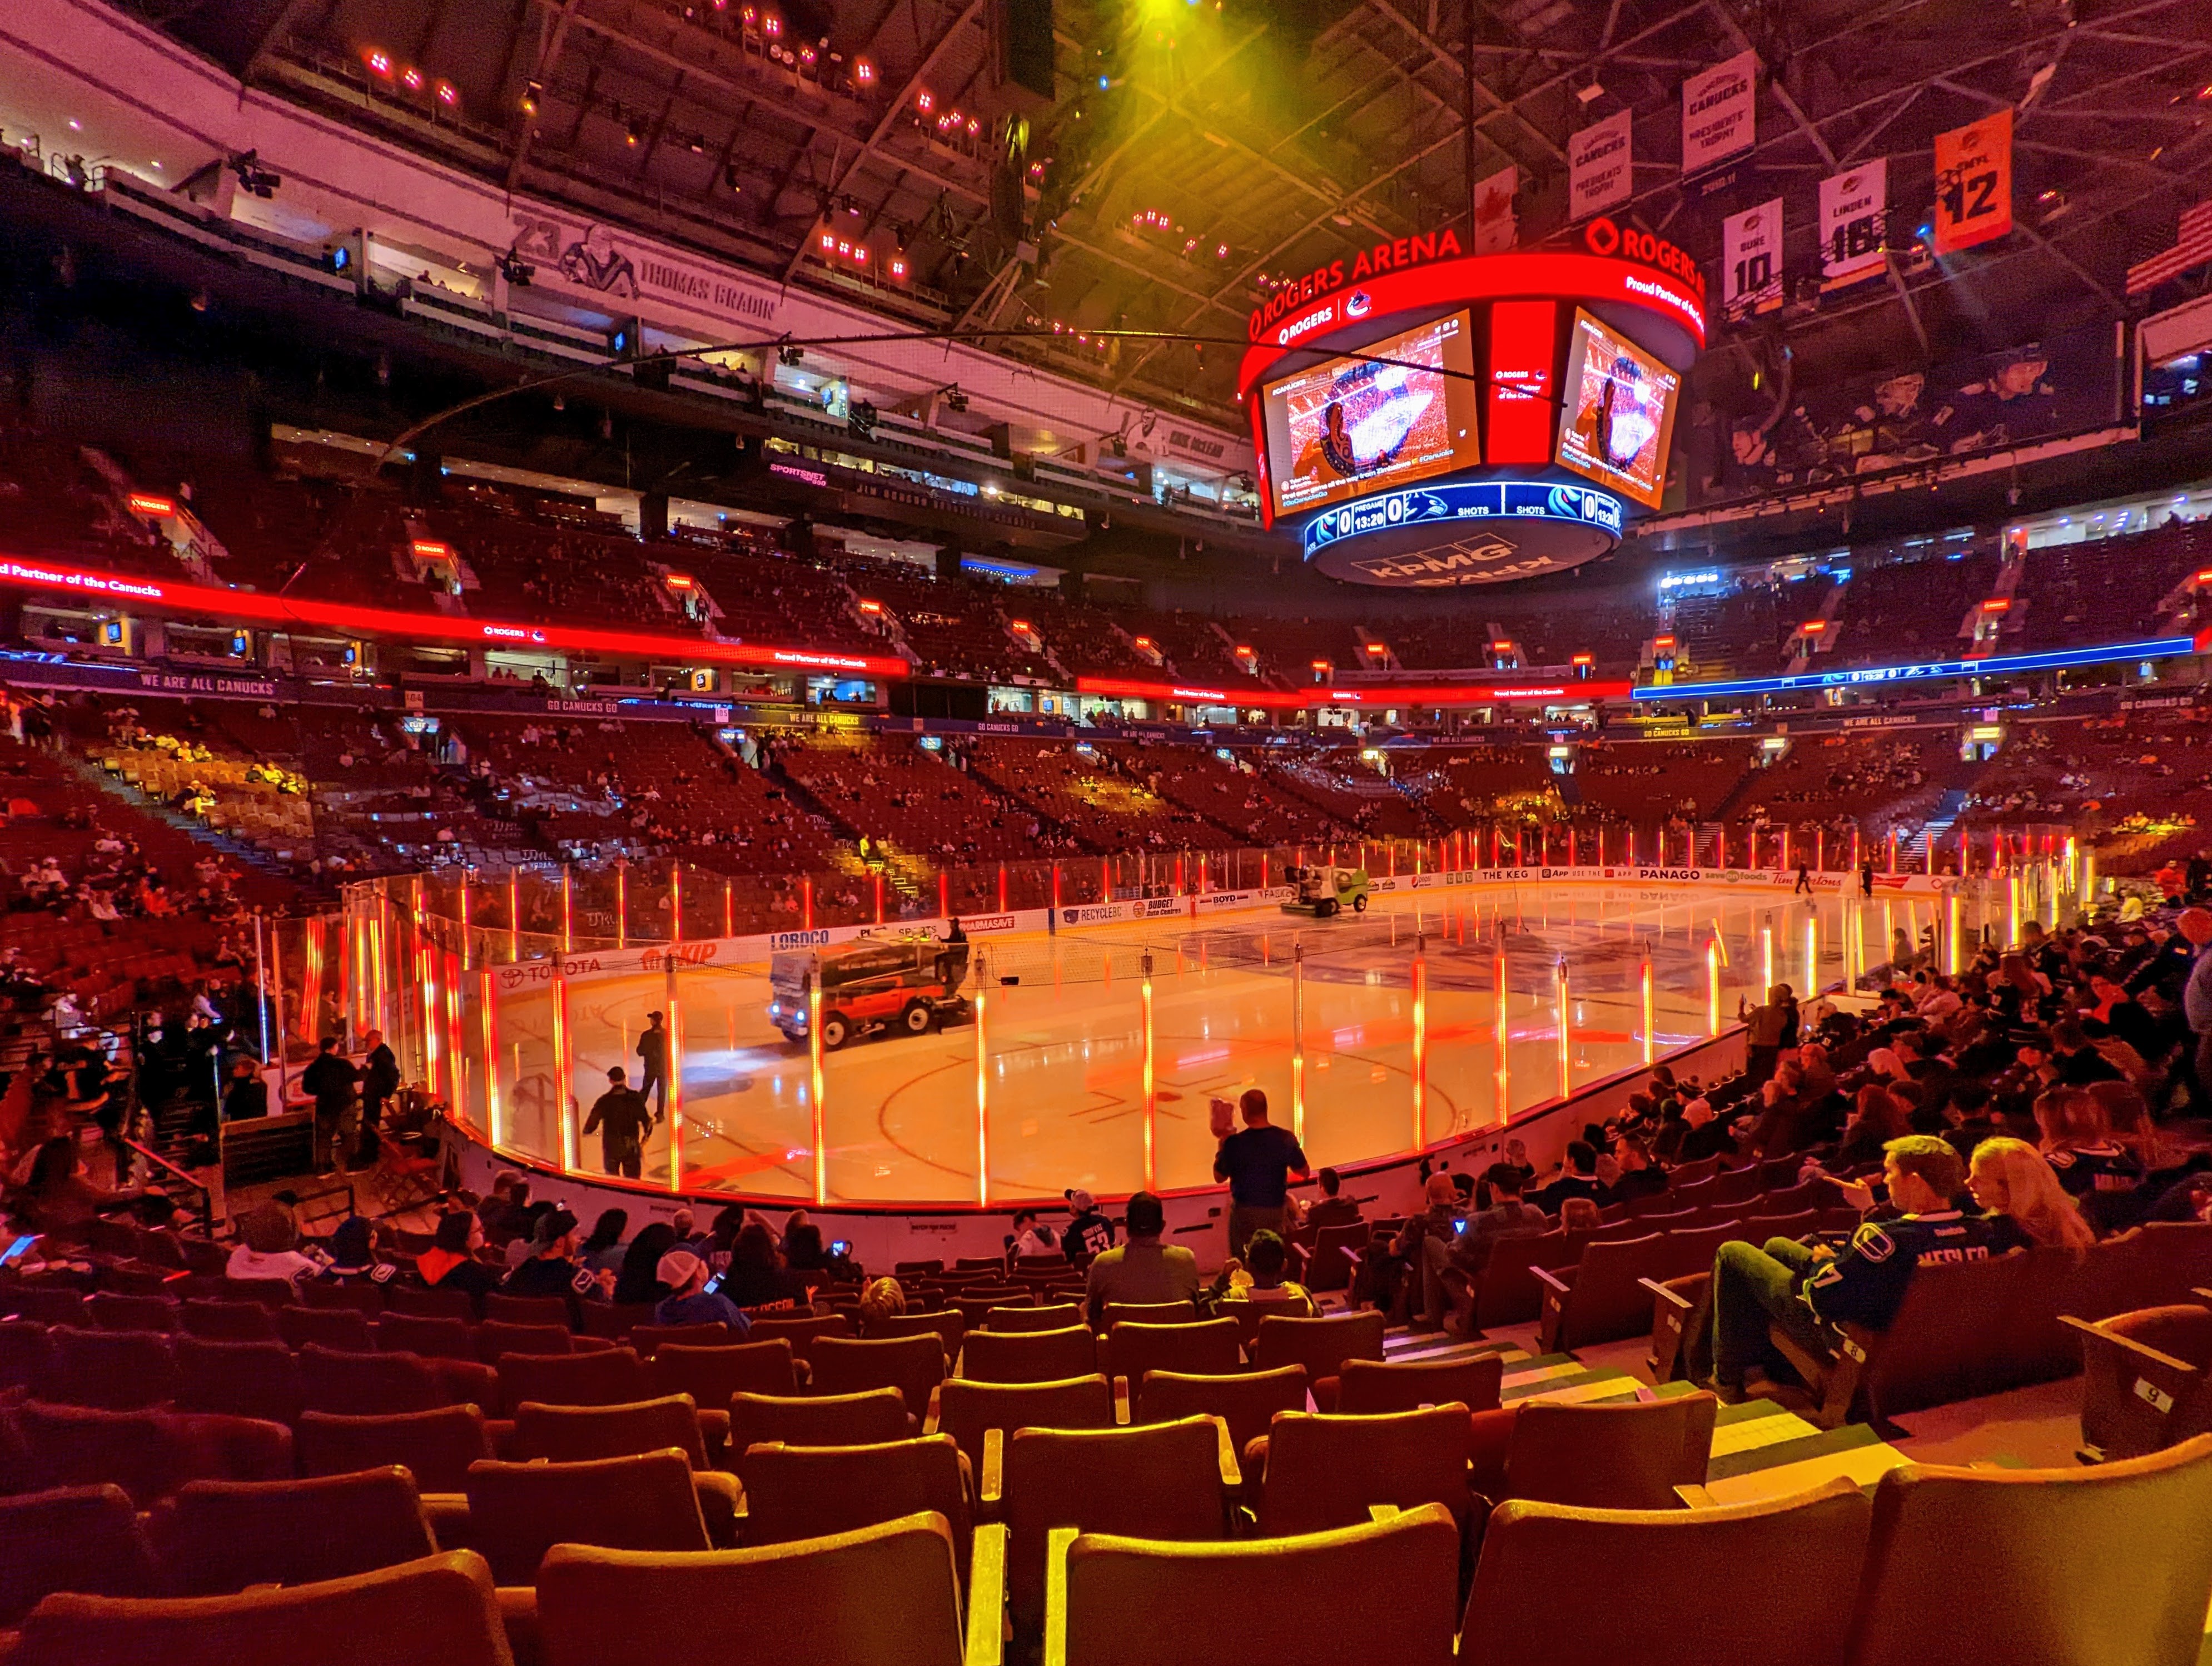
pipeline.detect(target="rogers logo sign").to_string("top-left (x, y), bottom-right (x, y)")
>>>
top-left (1275, 303), bottom-right (1338, 347)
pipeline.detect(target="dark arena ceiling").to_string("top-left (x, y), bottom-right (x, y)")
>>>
top-left (106, 0), bottom-right (2212, 427)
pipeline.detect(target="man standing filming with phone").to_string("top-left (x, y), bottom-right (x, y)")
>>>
top-left (1213, 1088), bottom-right (1311, 1260)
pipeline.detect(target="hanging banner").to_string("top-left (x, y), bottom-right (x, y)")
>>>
top-left (1818, 158), bottom-right (1888, 287)
top-left (1681, 51), bottom-right (1758, 176)
top-left (1933, 108), bottom-right (2013, 255)
top-left (1722, 197), bottom-right (1785, 320)
top-left (1473, 165), bottom-right (1519, 255)
top-left (1568, 110), bottom-right (1634, 221)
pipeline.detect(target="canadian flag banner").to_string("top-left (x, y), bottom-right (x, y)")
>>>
top-left (1473, 165), bottom-right (1519, 255)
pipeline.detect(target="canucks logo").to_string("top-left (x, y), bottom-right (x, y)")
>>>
top-left (1345, 290), bottom-right (1373, 319)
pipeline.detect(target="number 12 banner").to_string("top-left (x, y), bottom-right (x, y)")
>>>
top-left (1934, 108), bottom-right (2012, 255)
top-left (1722, 198), bottom-right (1784, 320)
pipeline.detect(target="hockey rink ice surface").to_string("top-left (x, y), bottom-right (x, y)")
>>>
top-left (483, 881), bottom-right (1916, 1204)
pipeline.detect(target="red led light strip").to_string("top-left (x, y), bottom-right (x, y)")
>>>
top-left (1076, 675), bottom-right (1632, 710)
top-left (0, 556), bottom-right (909, 678)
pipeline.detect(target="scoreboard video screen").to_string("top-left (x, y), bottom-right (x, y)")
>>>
top-left (1259, 310), bottom-right (1481, 518)
top-left (1554, 308), bottom-right (1682, 509)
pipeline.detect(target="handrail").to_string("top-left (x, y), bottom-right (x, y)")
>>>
top-left (117, 1134), bottom-right (214, 1236)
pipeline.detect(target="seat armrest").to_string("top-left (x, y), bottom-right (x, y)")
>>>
top-left (1208, 1415), bottom-right (1241, 1489)
top-left (1367, 1503), bottom-right (1401, 1524)
top-left (1112, 1376), bottom-right (1130, 1426)
top-left (1040, 1525), bottom-right (1080, 1666)
top-left (981, 1426), bottom-right (1003, 1509)
top-left (1530, 1266), bottom-right (1574, 1296)
top-left (1674, 1483), bottom-right (1718, 1509)
top-left (924, 1381), bottom-right (943, 1435)
top-left (2059, 1314), bottom-right (2200, 1376)
top-left (421, 1493), bottom-right (471, 1551)
top-left (965, 1521), bottom-right (1007, 1666)
top-left (692, 1470), bottom-right (741, 1548)
top-left (496, 1586), bottom-right (544, 1666)
top-left (1640, 1277), bottom-right (1694, 1312)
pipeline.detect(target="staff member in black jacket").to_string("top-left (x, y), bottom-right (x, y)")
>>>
top-left (361, 1028), bottom-right (401, 1128)
top-left (300, 1037), bottom-right (360, 1177)
top-left (637, 1010), bottom-right (671, 1119)
top-left (584, 1066), bottom-right (655, 1179)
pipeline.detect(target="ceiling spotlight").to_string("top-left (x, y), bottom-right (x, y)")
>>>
top-left (1331, 211), bottom-right (1353, 227)
top-left (723, 161), bottom-right (744, 191)
top-left (401, 66), bottom-right (424, 91)
top-left (1575, 81), bottom-right (1604, 105)
top-left (625, 120), bottom-right (643, 146)
top-left (521, 80), bottom-right (541, 114)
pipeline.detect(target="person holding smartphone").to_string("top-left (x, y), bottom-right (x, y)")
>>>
top-left (1212, 1088), bottom-right (1310, 1261)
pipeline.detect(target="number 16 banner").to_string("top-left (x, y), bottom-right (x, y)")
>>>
top-left (1722, 198), bottom-right (1784, 320)
top-left (1933, 108), bottom-right (2012, 255)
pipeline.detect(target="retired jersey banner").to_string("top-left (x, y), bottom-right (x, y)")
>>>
top-left (1722, 197), bottom-right (1785, 320)
top-left (1819, 159), bottom-right (1888, 287)
top-left (1568, 110), bottom-right (1634, 221)
top-left (1681, 51), bottom-right (1758, 175)
top-left (1933, 108), bottom-right (2012, 255)
top-left (1473, 165), bottom-right (1519, 255)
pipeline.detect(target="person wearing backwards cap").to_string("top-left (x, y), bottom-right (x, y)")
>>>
top-left (1063, 1187), bottom-right (1115, 1266)
top-left (653, 1249), bottom-right (751, 1330)
top-left (314, 1216), bottom-right (396, 1290)
top-left (500, 1206), bottom-right (614, 1326)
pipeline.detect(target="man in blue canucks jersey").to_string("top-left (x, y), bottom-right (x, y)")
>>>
top-left (1707, 1135), bottom-right (2027, 1400)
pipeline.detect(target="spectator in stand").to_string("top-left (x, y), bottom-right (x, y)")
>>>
top-left (478, 1174), bottom-right (529, 1245)
top-left (220, 1054), bottom-right (269, 1122)
top-left (1389, 1172), bottom-right (1465, 1331)
top-left (2048, 1020), bottom-right (2123, 1086)
top-left (300, 1036), bottom-right (360, 1177)
top-left (1609, 1136), bottom-right (1668, 1203)
top-left (7, 1134), bottom-right (136, 1234)
top-left (720, 1221), bottom-right (811, 1312)
top-left (1063, 1188), bottom-right (1115, 1265)
top-left (1678, 1094), bottom-right (1737, 1162)
top-left (2035, 1087), bottom-right (2147, 1229)
top-left (583, 1067), bottom-right (654, 1179)
top-left (1706, 1136), bottom-right (2025, 1402)
top-left (1967, 1138), bottom-right (2096, 1249)
top-left (414, 1210), bottom-right (501, 1312)
top-left (578, 1208), bottom-right (629, 1275)
top-left (501, 1207), bottom-right (612, 1325)
top-left (611, 1223), bottom-right (680, 1307)
top-left (858, 1276), bottom-right (907, 1326)
top-left (1832, 1084), bottom-right (1914, 1170)
top-left (1559, 1197), bottom-right (1604, 1233)
top-left (1007, 1209), bottom-right (1058, 1259)
top-left (227, 1203), bottom-right (327, 1286)
top-left (1433, 1161), bottom-right (1548, 1334)
top-left (1083, 1190), bottom-right (1200, 1326)
top-left (313, 1216), bottom-right (392, 1287)
top-left (653, 1250), bottom-right (750, 1330)
top-left (1305, 1167), bottom-right (1364, 1231)
top-left (1212, 1088), bottom-right (1311, 1259)
top-left (1208, 1229), bottom-right (1313, 1317)
top-left (1533, 1141), bottom-right (1608, 1213)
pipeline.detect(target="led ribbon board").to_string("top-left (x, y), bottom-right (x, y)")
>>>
top-left (1300, 479), bottom-right (1624, 587)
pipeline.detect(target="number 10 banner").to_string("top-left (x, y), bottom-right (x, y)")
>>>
top-left (1933, 108), bottom-right (2012, 255)
top-left (1722, 198), bottom-right (1784, 320)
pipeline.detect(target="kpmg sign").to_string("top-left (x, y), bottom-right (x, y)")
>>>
top-left (1301, 479), bottom-right (1624, 587)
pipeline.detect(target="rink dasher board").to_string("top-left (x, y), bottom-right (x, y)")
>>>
top-left (481, 870), bottom-right (1950, 991)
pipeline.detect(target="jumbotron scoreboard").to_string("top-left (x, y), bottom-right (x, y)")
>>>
top-left (1237, 219), bottom-right (1707, 587)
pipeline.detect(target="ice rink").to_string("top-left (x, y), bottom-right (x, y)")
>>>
top-left (463, 875), bottom-right (1938, 1204)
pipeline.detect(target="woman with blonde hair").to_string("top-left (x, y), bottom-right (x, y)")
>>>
top-left (857, 1275), bottom-right (907, 1326)
top-left (1969, 1137), bottom-right (2096, 1250)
